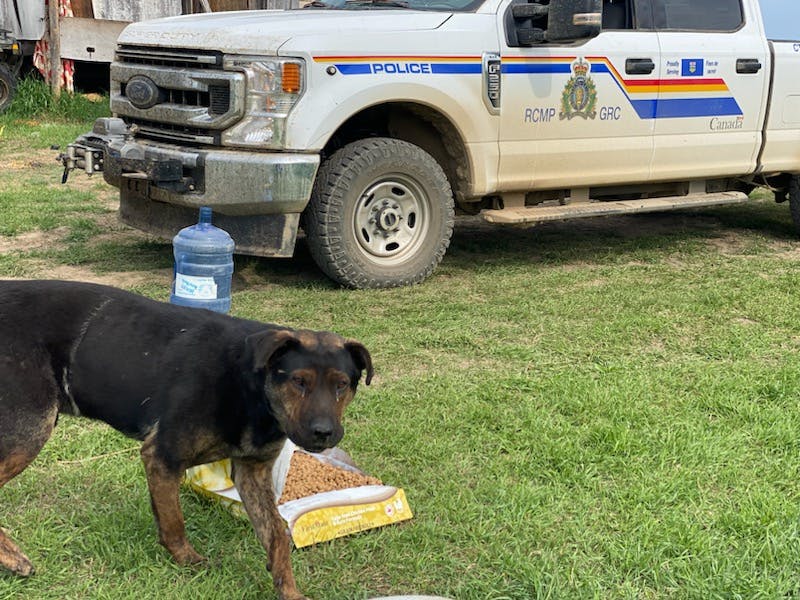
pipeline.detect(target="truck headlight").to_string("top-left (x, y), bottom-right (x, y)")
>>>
top-left (221, 56), bottom-right (305, 148)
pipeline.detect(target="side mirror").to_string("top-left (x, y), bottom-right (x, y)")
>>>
top-left (506, 0), bottom-right (601, 47)
top-left (547, 0), bottom-right (602, 42)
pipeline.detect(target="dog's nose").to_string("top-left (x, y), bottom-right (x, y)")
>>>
top-left (310, 418), bottom-right (334, 443)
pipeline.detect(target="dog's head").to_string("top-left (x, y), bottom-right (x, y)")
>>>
top-left (245, 328), bottom-right (373, 453)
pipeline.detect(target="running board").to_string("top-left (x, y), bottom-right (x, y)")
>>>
top-left (480, 191), bottom-right (749, 225)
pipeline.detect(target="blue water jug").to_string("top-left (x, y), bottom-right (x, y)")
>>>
top-left (170, 206), bottom-right (235, 314)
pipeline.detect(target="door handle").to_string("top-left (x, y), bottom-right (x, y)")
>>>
top-left (625, 58), bottom-right (655, 75)
top-left (736, 58), bottom-right (762, 74)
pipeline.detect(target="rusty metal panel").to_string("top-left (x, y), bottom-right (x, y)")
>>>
top-left (70, 0), bottom-right (94, 18)
top-left (91, 0), bottom-right (182, 22)
top-left (60, 17), bottom-right (127, 62)
top-left (262, 0), bottom-right (299, 7)
top-left (208, 0), bottom-right (248, 10)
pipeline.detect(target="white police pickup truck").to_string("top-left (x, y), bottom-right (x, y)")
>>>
top-left (61, 0), bottom-right (800, 288)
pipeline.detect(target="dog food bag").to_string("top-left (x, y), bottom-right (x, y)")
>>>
top-left (185, 444), bottom-right (412, 547)
top-left (185, 460), bottom-right (247, 518)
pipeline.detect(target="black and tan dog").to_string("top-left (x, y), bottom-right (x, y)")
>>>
top-left (0, 279), bottom-right (372, 600)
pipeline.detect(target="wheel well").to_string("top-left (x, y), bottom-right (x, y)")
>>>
top-left (320, 103), bottom-right (472, 206)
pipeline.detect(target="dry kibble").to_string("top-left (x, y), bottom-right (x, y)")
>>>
top-left (278, 451), bottom-right (382, 504)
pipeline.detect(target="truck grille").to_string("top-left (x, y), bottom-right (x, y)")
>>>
top-left (125, 119), bottom-right (220, 146)
top-left (208, 85), bottom-right (231, 116)
top-left (110, 45), bottom-right (244, 146)
top-left (116, 45), bottom-right (222, 68)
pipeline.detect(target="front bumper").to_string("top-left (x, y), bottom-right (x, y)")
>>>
top-left (61, 118), bottom-right (320, 257)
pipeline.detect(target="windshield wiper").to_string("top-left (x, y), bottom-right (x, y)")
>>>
top-left (344, 0), bottom-right (411, 8)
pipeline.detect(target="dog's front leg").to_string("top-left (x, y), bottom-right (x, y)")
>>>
top-left (232, 458), bottom-right (308, 600)
top-left (140, 435), bottom-right (206, 565)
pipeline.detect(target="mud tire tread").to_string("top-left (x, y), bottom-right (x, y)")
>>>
top-left (304, 137), bottom-right (454, 289)
top-left (789, 175), bottom-right (800, 236)
top-left (0, 63), bottom-right (17, 114)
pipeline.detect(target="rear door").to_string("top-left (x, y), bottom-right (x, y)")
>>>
top-left (650, 0), bottom-right (769, 180)
top-left (756, 0), bottom-right (800, 174)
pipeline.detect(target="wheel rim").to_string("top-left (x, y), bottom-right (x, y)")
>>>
top-left (352, 173), bottom-right (431, 265)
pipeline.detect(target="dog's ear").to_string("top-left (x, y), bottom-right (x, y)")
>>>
top-left (345, 341), bottom-right (373, 385)
top-left (244, 329), bottom-right (300, 371)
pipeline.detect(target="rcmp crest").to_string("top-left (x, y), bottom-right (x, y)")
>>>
top-left (560, 58), bottom-right (597, 120)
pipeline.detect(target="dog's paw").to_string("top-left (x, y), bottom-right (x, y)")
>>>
top-left (175, 549), bottom-right (207, 566)
top-left (165, 541), bottom-right (207, 566)
top-left (11, 557), bottom-right (35, 577)
top-left (275, 584), bottom-right (309, 600)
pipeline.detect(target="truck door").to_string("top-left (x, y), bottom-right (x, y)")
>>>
top-left (498, 0), bottom-right (659, 191)
top-left (755, 1), bottom-right (800, 174)
top-left (650, 0), bottom-right (769, 181)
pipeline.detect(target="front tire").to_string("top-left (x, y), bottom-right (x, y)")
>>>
top-left (0, 63), bottom-right (17, 114)
top-left (304, 138), bottom-right (455, 289)
top-left (789, 175), bottom-right (800, 235)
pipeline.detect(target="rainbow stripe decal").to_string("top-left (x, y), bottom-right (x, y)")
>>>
top-left (313, 54), bottom-right (742, 119)
top-left (502, 55), bottom-right (742, 119)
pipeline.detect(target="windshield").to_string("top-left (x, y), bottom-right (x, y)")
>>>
top-left (300, 0), bottom-right (484, 12)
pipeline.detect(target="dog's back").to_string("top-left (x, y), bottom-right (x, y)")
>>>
top-left (0, 279), bottom-right (122, 358)
top-left (0, 280), bottom-right (264, 438)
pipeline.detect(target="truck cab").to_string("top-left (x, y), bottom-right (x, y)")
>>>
top-left (62, 0), bottom-right (800, 288)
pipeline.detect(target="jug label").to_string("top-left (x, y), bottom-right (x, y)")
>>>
top-left (175, 274), bottom-right (218, 300)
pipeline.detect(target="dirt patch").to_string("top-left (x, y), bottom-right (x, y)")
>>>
top-left (6, 147), bottom-right (62, 171)
top-left (89, 209), bottom-right (155, 247)
top-left (63, 173), bottom-right (117, 197)
top-left (0, 228), bottom-right (70, 253)
top-left (708, 230), bottom-right (800, 259)
top-left (706, 232), bottom-right (747, 255)
top-left (775, 247), bottom-right (800, 260)
top-left (732, 317), bottom-right (758, 326)
top-left (14, 258), bottom-right (172, 289)
top-left (2, 143), bottom-right (167, 287)
top-left (43, 265), bottom-right (172, 288)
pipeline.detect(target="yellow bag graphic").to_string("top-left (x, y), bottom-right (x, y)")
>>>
top-left (185, 441), bottom-right (412, 547)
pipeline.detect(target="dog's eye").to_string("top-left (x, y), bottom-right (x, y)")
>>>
top-left (291, 375), bottom-right (306, 391)
top-left (336, 378), bottom-right (349, 392)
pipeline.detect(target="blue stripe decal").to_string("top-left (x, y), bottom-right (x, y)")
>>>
top-left (502, 63), bottom-right (571, 74)
top-left (429, 63), bottom-right (482, 74)
top-left (502, 63), bottom-right (611, 75)
top-left (336, 64), bottom-right (372, 75)
top-left (653, 97), bottom-right (743, 118)
top-left (631, 98), bottom-right (743, 119)
top-left (630, 99), bottom-right (658, 120)
top-left (335, 63), bottom-right (481, 75)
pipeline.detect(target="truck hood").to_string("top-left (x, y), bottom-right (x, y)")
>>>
top-left (117, 10), bottom-right (451, 55)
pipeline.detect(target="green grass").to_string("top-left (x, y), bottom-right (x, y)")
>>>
top-left (3, 102), bottom-right (800, 598)
top-left (1, 76), bottom-right (111, 122)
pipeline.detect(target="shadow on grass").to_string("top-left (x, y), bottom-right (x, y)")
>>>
top-left (229, 201), bottom-right (792, 289)
top-left (31, 198), bottom-right (797, 290)
top-left (199, 199), bottom-right (800, 289)
top-left (48, 240), bottom-right (175, 272)
top-left (236, 238), bottom-right (339, 291)
top-left (444, 200), bottom-right (797, 270)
